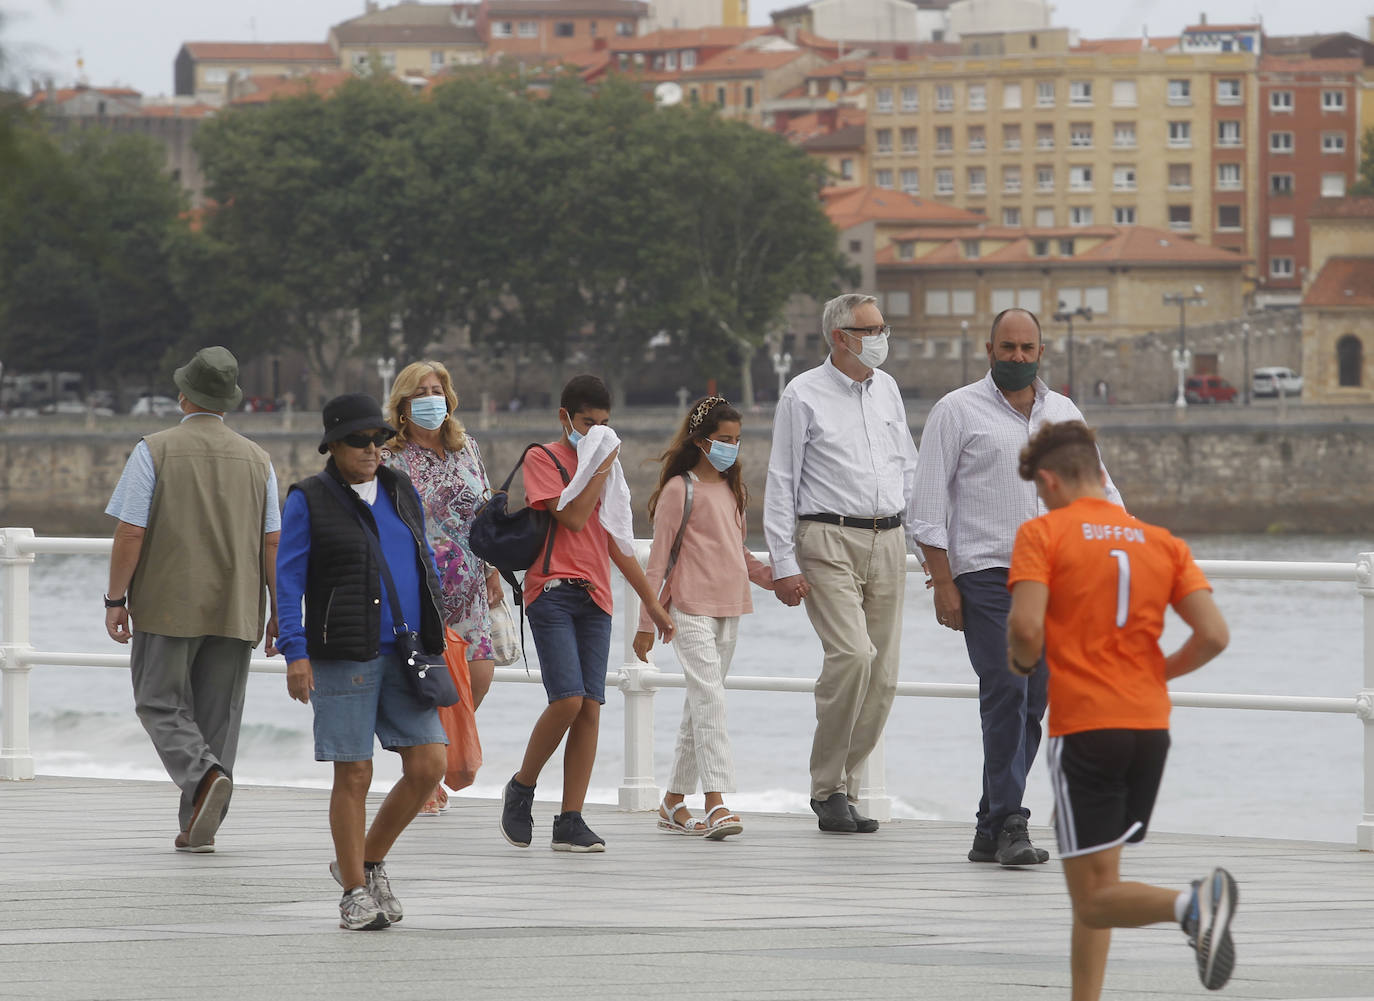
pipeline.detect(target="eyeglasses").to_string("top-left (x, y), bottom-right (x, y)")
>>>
top-left (340, 431), bottom-right (390, 449)
top-left (841, 325), bottom-right (892, 338)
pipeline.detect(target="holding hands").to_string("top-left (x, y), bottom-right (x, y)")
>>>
top-left (773, 574), bottom-right (810, 607)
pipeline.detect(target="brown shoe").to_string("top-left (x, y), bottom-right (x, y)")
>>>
top-left (186, 768), bottom-right (232, 849)
top-left (174, 831), bottom-right (215, 854)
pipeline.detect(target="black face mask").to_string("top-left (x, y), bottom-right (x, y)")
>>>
top-left (991, 359), bottom-right (1039, 392)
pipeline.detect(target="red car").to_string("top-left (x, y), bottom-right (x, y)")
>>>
top-left (1184, 375), bottom-right (1238, 404)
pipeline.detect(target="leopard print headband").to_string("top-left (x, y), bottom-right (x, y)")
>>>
top-left (687, 396), bottom-right (729, 432)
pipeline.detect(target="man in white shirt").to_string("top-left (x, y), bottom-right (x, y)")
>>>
top-left (764, 292), bottom-right (921, 834)
top-left (911, 308), bottom-right (1122, 866)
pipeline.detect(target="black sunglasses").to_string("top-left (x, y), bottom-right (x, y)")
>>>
top-left (340, 431), bottom-right (390, 449)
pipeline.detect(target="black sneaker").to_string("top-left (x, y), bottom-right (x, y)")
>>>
top-left (500, 775), bottom-right (535, 848)
top-left (995, 815), bottom-right (1047, 866)
top-left (551, 811), bottom-right (606, 852)
top-left (1182, 868), bottom-right (1239, 990)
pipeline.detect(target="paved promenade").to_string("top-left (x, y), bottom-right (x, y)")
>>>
top-left (1, 777), bottom-right (1371, 1001)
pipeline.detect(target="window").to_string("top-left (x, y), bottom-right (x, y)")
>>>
top-left (1035, 123), bottom-right (1054, 149)
top-left (968, 167), bottom-right (986, 194)
top-left (616, 21), bottom-right (634, 35)
top-left (1035, 206), bottom-right (1055, 227)
top-left (681, 49), bottom-right (695, 69)
top-left (1113, 205), bottom-right (1136, 224)
top-left (1002, 206), bottom-right (1021, 226)
top-left (1269, 90), bottom-right (1293, 112)
top-left (1323, 132), bottom-right (1346, 153)
top-left (963, 239), bottom-right (981, 258)
top-left (886, 291), bottom-right (911, 317)
top-left (840, 158), bottom-right (854, 180)
top-left (1217, 163), bottom-right (1241, 189)
top-left (936, 85), bottom-right (954, 111)
top-left (1217, 78), bottom-right (1242, 103)
top-left (900, 127), bottom-right (918, 153)
top-left (1070, 80), bottom-right (1092, 105)
top-left (204, 67), bottom-right (229, 83)
top-left (1070, 122), bottom-right (1093, 148)
top-left (1322, 173), bottom-right (1347, 197)
top-left (875, 169), bottom-right (894, 189)
top-left (1269, 215), bottom-right (1293, 238)
top-left (1112, 79), bottom-right (1136, 106)
top-left (1032, 239), bottom-right (1050, 256)
top-left (876, 87), bottom-right (893, 112)
top-left (1270, 131), bottom-right (1293, 153)
top-left (1058, 238), bottom-right (1075, 255)
top-left (1168, 121), bottom-right (1191, 147)
top-left (380, 51), bottom-right (396, 69)
top-left (1069, 165), bottom-right (1093, 191)
top-left (1069, 206), bottom-right (1093, 227)
top-left (901, 85), bottom-right (918, 111)
top-left (1002, 124), bottom-right (1021, 151)
top-left (848, 239), bottom-right (862, 253)
top-left (554, 21), bottom-right (575, 36)
top-left (1036, 166), bottom-right (1054, 191)
top-left (1112, 165), bottom-right (1136, 191)
top-left (716, 86), bottom-right (725, 105)
top-left (492, 20), bottom-right (513, 36)
top-left (935, 168), bottom-right (954, 194)
top-left (900, 168), bottom-right (920, 194)
top-left (1003, 82), bottom-right (1022, 109)
top-left (1270, 256), bottom-right (1294, 278)
top-left (1217, 120), bottom-right (1240, 146)
top-left (968, 84), bottom-right (986, 110)
top-left (968, 125), bottom-right (986, 152)
top-left (1167, 79), bottom-right (1191, 104)
top-left (1113, 122), bottom-right (1136, 148)
top-left (1168, 164), bottom-right (1191, 190)
top-left (936, 126), bottom-right (953, 152)
top-left (925, 290), bottom-right (950, 315)
top-left (1270, 173), bottom-right (1293, 195)
top-left (1322, 90), bottom-right (1346, 111)
top-left (1168, 205), bottom-right (1192, 230)
top-left (1217, 205), bottom-right (1241, 230)
top-left (876, 128), bottom-right (893, 153)
top-left (744, 85), bottom-right (754, 110)
top-left (431, 50), bottom-right (445, 71)
top-left (517, 20), bottom-right (537, 36)
top-left (1036, 80), bottom-right (1054, 107)
top-left (1003, 166), bottom-right (1021, 192)
top-left (951, 289), bottom-right (975, 315)
top-left (1338, 335), bottom-right (1363, 387)
top-left (665, 51), bottom-right (677, 70)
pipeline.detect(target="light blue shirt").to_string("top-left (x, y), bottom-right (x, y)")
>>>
top-left (105, 413), bottom-right (281, 531)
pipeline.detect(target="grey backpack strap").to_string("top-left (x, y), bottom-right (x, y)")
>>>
top-left (658, 473), bottom-right (693, 599)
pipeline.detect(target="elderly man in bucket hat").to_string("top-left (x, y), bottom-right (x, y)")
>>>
top-left (104, 346), bottom-right (281, 853)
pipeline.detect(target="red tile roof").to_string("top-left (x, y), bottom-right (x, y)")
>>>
top-left (181, 42), bottom-right (338, 62)
top-left (1309, 197), bottom-right (1374, 219)
top-left (686, 47), bottom-right (810, 78)
top-left (1303, 256), bottom-right (1374, 307)
top-left (228, 71), bottom-right (356, 105)
top-left (822, 186), bottom-right (985, 230)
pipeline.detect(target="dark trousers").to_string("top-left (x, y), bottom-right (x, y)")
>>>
top-left (957, 567), bottom-right (1048, 839)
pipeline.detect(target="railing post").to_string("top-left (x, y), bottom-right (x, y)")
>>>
top-left (857, 733), bottom-right (892, 822)
top-left (617, 541), bottom-right (659, 811)
top-left (1355, 552), bottom-right (1374, 851)
top-left (0, 528), bottom-right (37, 781)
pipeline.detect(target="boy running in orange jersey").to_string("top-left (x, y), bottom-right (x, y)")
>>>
top-left (1007, 421), bottom-right (1237, 999)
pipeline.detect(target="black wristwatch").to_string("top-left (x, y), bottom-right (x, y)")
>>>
top-left (104, 593), bottom-right (127, 608)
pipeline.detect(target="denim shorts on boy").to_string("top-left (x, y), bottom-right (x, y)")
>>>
top-left (526, 581), bottom-right (613, 703)
top-left (1046, 728), bottom-right (1170, 859)
top-left (310, 652), bottom-right (449, 761)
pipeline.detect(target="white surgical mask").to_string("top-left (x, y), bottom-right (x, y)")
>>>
top-left (846, 330), bottom-right (889, 369)
top-left (408, 395), bottom-right (448, 430)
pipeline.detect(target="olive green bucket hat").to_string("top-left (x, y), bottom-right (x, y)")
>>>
top-left (173, 346), bottom-right (243, 412)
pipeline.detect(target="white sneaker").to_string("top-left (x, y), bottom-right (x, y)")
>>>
top-left (338, 886), bottom-right (389, 931)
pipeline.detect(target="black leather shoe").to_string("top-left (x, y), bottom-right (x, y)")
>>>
top-left (848, 803), bottom-right (879, 833)
top-left (810, 793), bottom-right (858, 833)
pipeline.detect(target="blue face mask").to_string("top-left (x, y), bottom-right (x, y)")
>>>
top-left (704, 439), bottom-right (739, 472)
top-left (408, 395), bottom-right (448, 430)
top-left (563, 415), bottom-right (583, 447)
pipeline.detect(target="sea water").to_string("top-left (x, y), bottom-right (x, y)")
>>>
top-left (10, 534), bottom-right (1370, 843)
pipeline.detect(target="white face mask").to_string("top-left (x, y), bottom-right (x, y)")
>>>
top-left (845, 330), bottom-right (889, 369)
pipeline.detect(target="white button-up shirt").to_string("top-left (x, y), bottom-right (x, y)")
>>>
top-left (910, 372), bottom-right (1122, 578)
top-left (764, 356), bottom-right (920, 578)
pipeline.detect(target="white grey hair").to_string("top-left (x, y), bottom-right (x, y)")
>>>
top-left (821, 293), bottom-right (879, 346)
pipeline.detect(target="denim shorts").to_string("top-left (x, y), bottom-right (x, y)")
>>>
top-left (526, 582), bottom-right (613, 704)
top-left (310, 650), bottom-right (448, 761)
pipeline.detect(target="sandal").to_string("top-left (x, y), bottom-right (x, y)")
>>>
top-left (434, 785), bottom-right (450, 814)
top-left (702, 804), bottom-right (743, 841)
top-left (656, 797), bottom-right (707, 836)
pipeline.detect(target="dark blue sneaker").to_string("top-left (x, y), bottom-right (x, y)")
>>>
top-left (1182, 868), bottom-right (1239, 990)
top-left (500, 776), bottom-right (535, 848)
top-left (551, 811), bottom-right (605, 852)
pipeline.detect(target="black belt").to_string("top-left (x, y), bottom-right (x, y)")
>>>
top-left (799, 513), bottom-right (903, 531)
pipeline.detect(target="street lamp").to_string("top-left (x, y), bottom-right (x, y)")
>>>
top-left (1051, 302), bottom-right (1092, 401)
top-left (1162, 285), bottom-right (1206, 409)
top-left (1241, 322), bottom-right (1251, 406)
top-left (960, 320), bottom-right (969, 386)
top-left (771, 349), bottom-right (793, 402)
top-left (375, 356), bottom-right (396, 402)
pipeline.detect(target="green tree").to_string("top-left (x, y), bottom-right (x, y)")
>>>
top-left (1351, 127), bottom-right (1374, 198)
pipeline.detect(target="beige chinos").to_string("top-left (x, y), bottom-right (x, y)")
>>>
top-left (797, 519), bottom-right (906, 801)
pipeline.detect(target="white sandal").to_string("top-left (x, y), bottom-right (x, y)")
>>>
top-left (702, 804), bottom-right (743, 840)
top-left (657, 797), bottom-right (707, 836)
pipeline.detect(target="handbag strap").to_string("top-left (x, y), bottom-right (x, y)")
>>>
top-left (658, 473), bottom-right (693, 598)
top-left (315, 472), bottom-right (412, 636)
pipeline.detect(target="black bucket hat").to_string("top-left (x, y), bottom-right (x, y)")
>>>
top-left (318, 393), bottom-right (397, 454)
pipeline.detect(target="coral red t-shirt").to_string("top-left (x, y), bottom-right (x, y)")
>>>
top-left (521, 440), bottom-right (613, 615)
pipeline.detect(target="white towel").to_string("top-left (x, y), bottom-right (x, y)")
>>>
top-left (556, 424), bottom-right (635, 556)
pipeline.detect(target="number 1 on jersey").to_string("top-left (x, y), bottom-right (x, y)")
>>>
top-left (1109, 548), bottom-right (1130, 627)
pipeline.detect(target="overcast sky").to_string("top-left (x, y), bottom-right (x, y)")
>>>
top-left (3, 0), bottom-right (1370, 98)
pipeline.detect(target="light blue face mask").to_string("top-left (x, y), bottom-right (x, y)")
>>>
top-left (704, 439), bottom-right (739, 472)
top-left (563, 414), bottom-right (583, 447)
top-left (408, 395), bottom-right (448, 430)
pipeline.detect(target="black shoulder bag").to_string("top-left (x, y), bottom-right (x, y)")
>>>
top-left (316, 472), bottom-right (459, 710)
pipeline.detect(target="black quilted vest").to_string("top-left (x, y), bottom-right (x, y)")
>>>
top-left (289, 461), bottom-right (445, 662)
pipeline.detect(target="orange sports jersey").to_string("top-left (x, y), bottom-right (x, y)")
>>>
top-left (1007, 496), bottom-right (1211, 737)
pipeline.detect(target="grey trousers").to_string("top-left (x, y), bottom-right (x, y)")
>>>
top-left (130, 632), bottom-right (252, 832)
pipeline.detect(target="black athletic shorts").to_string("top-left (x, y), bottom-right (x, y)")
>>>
top-left (1046, 728), bottom-right (1170, 858)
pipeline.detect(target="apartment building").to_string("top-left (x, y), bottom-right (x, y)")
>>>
top-left (478, 0), bottom-right (649, 56)
top-left (1300, 197), bottom-right (1374, 402)
top-left (865, 26), bottom-right (1262, 278)
top-left (329, 3), bottom-right (484, 74)
top-left (174, 43), bottom-right (340, 102)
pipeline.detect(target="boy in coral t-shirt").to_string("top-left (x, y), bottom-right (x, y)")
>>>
top-left (1007, 420), bottom-right (1237, 999)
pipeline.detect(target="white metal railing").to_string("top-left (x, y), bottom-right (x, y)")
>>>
top-left (2, 527), bottom-right (1372, 849)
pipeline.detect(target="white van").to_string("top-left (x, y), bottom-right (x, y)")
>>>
top-left (1252, 366), bottom-right (1303, 398)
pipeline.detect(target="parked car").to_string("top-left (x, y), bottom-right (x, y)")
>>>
top-left (1184, 375), bottom-right (1238, 404)
top-left (130, 395), bottom-right (181, 417)
top-left (1253, 366), bottom-right (1303, 398)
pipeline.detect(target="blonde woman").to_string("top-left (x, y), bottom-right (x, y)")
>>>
top-left (383, 361), bottom-right (502, 814)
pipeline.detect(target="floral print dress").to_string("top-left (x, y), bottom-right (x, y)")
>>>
top-left (383, 437), bottom-right (494, 661)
